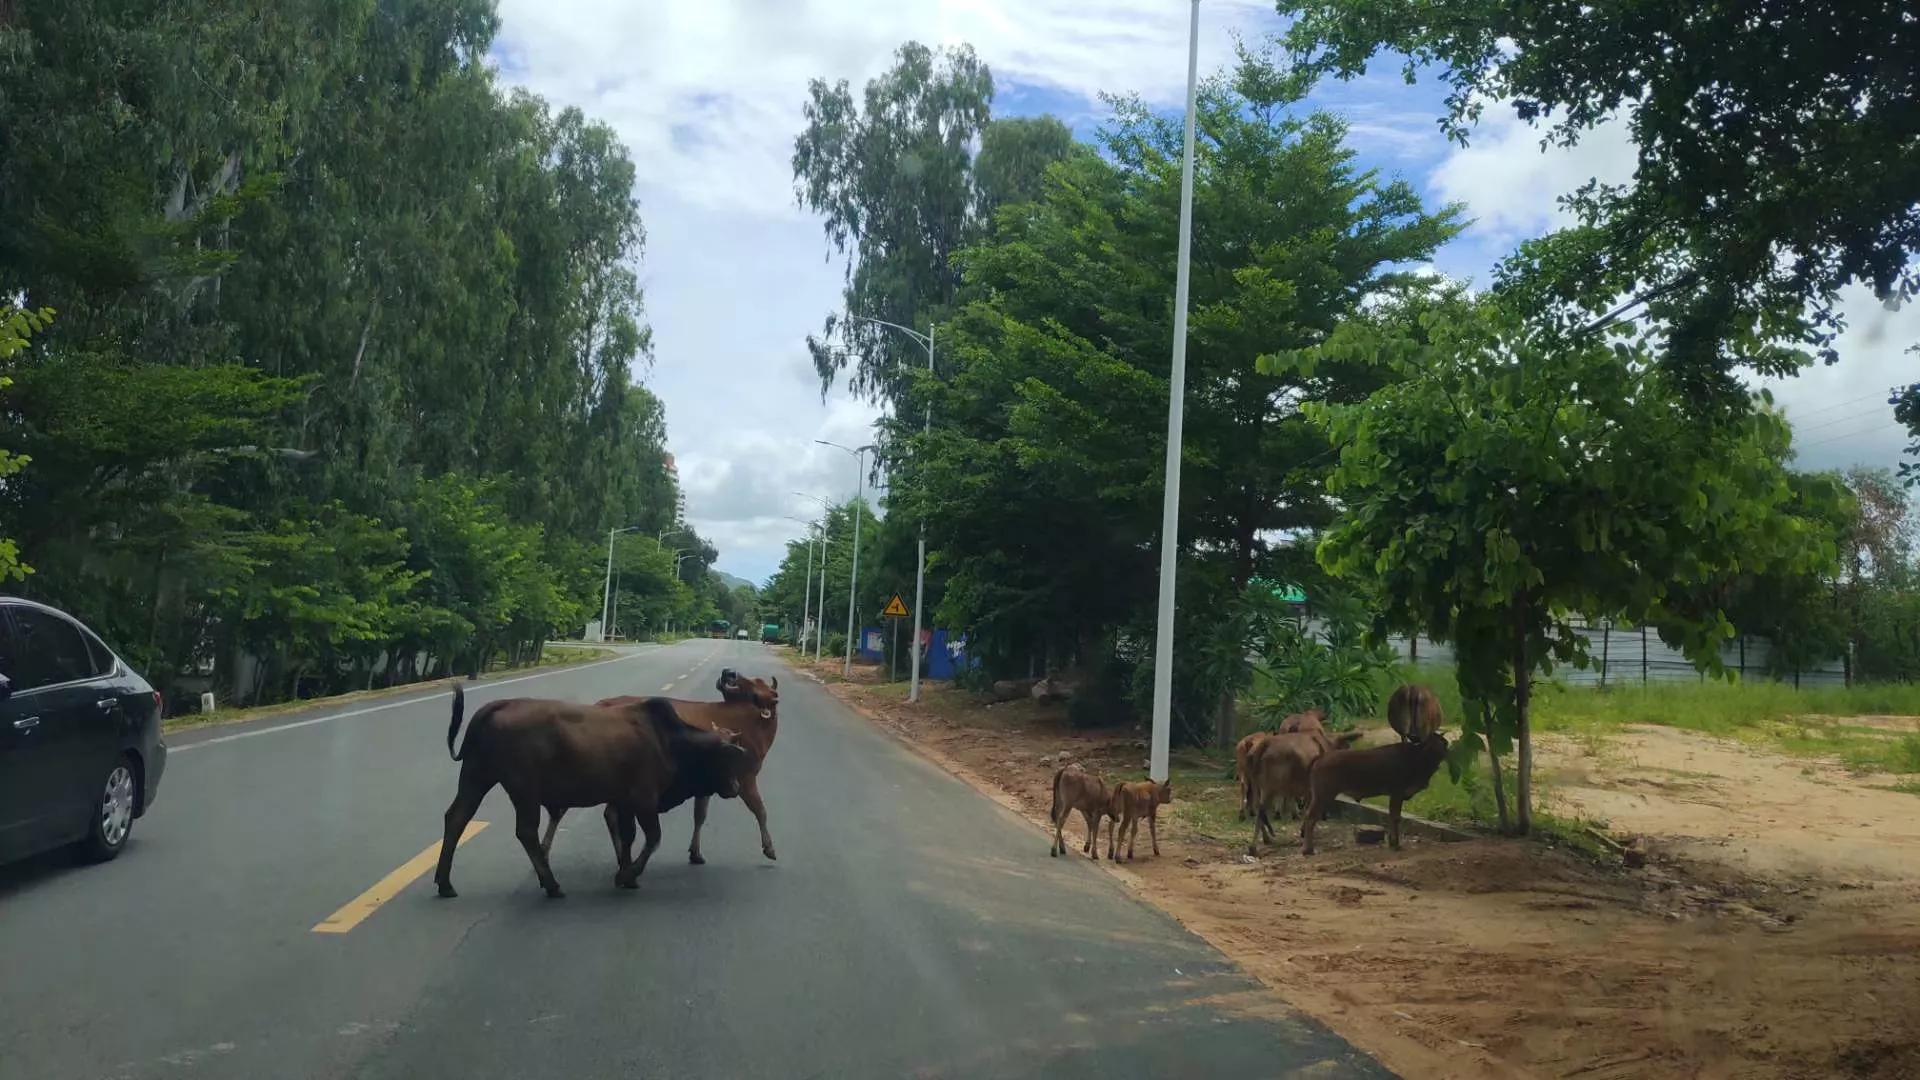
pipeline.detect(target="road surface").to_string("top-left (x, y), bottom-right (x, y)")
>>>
top-left (0, 640), bottom-right (1386, 1079)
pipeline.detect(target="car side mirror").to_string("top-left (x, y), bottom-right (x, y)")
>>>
top-left (0, 673), bottom-right (11, 702)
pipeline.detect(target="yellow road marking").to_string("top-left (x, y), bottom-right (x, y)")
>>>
top-left (312, 821), bottom-right (487, 934)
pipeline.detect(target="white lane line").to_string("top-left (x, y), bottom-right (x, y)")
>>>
top-left (661, 683), bottom-right (676, 691)
top-left (171, 653), bottom-right (645, 754)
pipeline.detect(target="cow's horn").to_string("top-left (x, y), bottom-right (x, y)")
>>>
top-left (769, 675), bottom-right (778, 691)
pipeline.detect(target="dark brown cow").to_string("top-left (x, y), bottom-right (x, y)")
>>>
top-left (433, 684), bottom-right (752, 898)
top-left (1300, 732), bottom-right (1450, 855)
top-left (542, 668), bottom-right (781, 864)
top-left (1387, 684), bottom-right (1443, 743)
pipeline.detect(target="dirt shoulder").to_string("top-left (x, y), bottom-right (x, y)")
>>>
top-left (790, 654), bottom-right (1920, 1080)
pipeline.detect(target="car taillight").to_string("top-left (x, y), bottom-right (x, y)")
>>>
top-left (154, 690), bottom-right (164, 716)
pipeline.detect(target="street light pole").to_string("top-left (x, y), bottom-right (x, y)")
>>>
top-left (785, 516), bottom-right (817, 647)
top-left (816, 440), bottom-right (874, 677)
top-left (1148, 0), bottom-right (1202, 785)
top-left (849, 314), bottom-right (935, 702)
top-left (794, 492), bottom-right (835, 662)
top-left (600, 525), bottom-right (640, 643)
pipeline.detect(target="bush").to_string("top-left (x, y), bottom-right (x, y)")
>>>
top-left (823, 632), bottom-right (847, 659)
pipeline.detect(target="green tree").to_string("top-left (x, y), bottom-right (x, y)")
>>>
top-left (0, 306), bottom-right (54, 584)
top-left (889, 70), bottom-right (1459, 741)
top-left (1313, 296), bottom-right (1840, 832)
top-left (1272, 0), bottom-right (1920, 410)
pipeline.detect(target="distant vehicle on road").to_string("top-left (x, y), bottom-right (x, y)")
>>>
top-left (760, 623), bottom-right (781, 643)
top-left (735, 628), bottom-right (748, 639)
top-left (0, 597), bottom-right (166, 866)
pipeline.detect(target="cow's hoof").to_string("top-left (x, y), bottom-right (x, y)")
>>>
top-left (1049, 848), bottom-right (1058, 858)
top-left (615, 876), bottom-right (639, 890)
top-left (689, 851), bottom-right (706, 865)
top-left (544, 886), bottom-right (566, 899)
top-left (437, 882), bottom-right (457, 898)
top-left (763, 847), bottom-right (777, 861)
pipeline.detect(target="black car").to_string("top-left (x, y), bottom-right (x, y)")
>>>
top-left (0, 597), bottom-right (167, 865)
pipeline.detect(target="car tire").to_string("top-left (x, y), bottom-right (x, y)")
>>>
top-left (78, 755), bottom-right (138, 862)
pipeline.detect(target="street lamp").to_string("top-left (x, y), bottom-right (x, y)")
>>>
top-left (1147, 0), bottom-right (1202, 785)
top-left (601, 525), bottom-right (643, 643)
top-left (785, 515), bottom-right (819, 650)
top-left (816, 440), bottom-right (875, 676)
top-left (849, 314), bottom-right (935, 703)
top-left (795, 492), bottom-right (834, 662)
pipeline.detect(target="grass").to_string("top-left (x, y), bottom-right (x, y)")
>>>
top-left (161, 644), bottom-right (615, 734)
top-left (1273, 663), bottom-right (1920, 777)
top-left (1890, 780), bottom-right (1920, 797)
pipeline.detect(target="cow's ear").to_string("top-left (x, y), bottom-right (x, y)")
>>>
top-left (769, 675), bottom-right (778, 691)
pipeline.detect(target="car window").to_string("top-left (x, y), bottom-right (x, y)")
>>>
top-left (78, 625), bottom-right (118, 676)
top-left (8, 607), bottom-right (101, 691)
top-left (0, 608), bottom-right (19, 689)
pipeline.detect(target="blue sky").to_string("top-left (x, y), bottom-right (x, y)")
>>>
top-left (490, 0), bottom-right (1915, 584)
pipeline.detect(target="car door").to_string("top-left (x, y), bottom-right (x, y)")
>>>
top-left (0, 606), bottom-right (47, 856)
top-left (1, 605), bottom-right (114, 846)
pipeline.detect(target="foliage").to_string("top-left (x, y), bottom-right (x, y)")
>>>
top-left (1252, 594), bottom-right (1396, 729)
top-left (1313, 295), bottom-right (1840, 831)
top-left (0, 306), bottom-right (53, 583)
top-left (0, 3), bottom-right (700, 707)
top-left (869, 64), bottom-right (1458, 745)
top-left (1272, 0), bottom-right (1920, 412)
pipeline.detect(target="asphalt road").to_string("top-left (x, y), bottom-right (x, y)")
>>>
top-left (0, 640), bottom-right (1387, 1079)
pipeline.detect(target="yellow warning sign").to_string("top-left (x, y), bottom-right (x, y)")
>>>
top-left (881, 594), bottom-right (910, 618)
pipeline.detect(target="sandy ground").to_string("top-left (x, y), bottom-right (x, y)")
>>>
top-left (792, 656), bottom-right (1920, 1080)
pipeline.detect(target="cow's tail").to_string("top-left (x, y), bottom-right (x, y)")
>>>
top-left (1049, 766), bottom-right (1068, 824)
top-left (447, 683), bottom-right (467, 760)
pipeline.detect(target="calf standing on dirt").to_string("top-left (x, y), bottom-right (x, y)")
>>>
top-left (1048, 763), bottom-right (1110, 858)
top-left (1300, 732), bottom-right (1450, 855)
top-left (1107, 779), bottom-right (1173, 862)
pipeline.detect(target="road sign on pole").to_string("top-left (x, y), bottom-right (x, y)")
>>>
top-left (882, 595), bottom-right (910, 619)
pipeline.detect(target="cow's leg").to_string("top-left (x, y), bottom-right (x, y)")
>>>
top-left (1080, 809), bottom-right (1100, 857)
top-left (1148, 807), bottom-right (1161, 857)
top-left (433, 773), bottom-right (490, 898)
top-left (1388, 795), bottom-right (1404, 851)
top-left (615, 809), bottom-right (662, 888)
top-left (509, 792), bottom-right (564, 898)
top-left (688, 795), bottom-right (710, 865)
top-left (1125, 812), bottom-right (1139, 861)
top-left (1106, 813), bottom-right (1118, 861)
top-left (602, 804), bottom-right (629, 866)
top-left (1300, 789), bottom-right (1329, 856)
top-left (740, 776), bottom-right (776, 860)
top-left (1050, 805), bottom-right (1065, 857)
top-left (540, 806), bottom-right (565, 856)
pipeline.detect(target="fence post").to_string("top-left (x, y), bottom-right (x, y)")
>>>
top-left (1600, 621), bottom-right (1610, 688)
top-left (1641, 626), bottom-right (1649, 684)
top-left (1739, 635), bottom-right (1746, 679)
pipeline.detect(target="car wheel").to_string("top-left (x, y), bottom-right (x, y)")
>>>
top-left (79, 756), bottom-right (138, 862)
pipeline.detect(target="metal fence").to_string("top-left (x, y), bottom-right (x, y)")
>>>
top-left (1299, 618), bottom-right (1849, 689)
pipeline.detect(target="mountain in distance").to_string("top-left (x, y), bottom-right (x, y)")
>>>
top-left (713, 570), bottom-right (757, 592)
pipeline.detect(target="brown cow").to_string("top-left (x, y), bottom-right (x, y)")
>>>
top-left (1048, 763), bottom-right (1110, 858)
top-left (1278, 708), bottom-right (1330, 735)
top-left (1234, 731), bottom-right (1272, 820)
top-left (1106, 779), bottom-right (1173, 861)
top-left (432, 684), bottom-right (752, 898)
top-left (1387, 684), bottom-right (1442, 743)
top-left (1300, 732), bottom-right (1450, 855)
top-left (543, 668), bottom-right (781, 864)
top-left (1245, 728), bottom-right (1363, 855)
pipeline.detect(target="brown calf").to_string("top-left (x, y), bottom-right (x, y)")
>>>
top-left (1300, 732), bottom-right (1450, 855)
top-left (433, 685), bottom-right (751, 898)
top-left (1048, 764), bottom-right (1110, 858)
top-left (1245, 728), bottom-right (1363, 855)
top-left (544, 669), bottom-right (781, 865)
top-left (1387, 684), bottom-right (1442, 743)
top-left (1106, 779), bottom-right (1173, 861)
top-left (1234, 731), bottom-right (1272, 820)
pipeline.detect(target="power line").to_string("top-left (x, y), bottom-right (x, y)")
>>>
top-left (1799, 419), bottom-right (1908, 450)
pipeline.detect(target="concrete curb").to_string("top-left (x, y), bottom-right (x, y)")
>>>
top-left (1326, 796), bottom-right (1478, 843)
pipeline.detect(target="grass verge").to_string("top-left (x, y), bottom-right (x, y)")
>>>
top-left (161, 644), bottom-right (616, 734)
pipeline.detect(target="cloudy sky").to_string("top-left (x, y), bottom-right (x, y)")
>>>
top-left (492, 0), bottom-right (1916, 585)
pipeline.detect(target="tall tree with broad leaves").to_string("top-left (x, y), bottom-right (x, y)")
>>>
top-left (1313, 294), bottom-right (1843, 833)
top-left (1271, 0), bottom-right (1920, 414)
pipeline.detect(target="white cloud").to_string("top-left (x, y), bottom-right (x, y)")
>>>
top-left (1428, 107), bottom-right (1637, 243)
top-left (1759, 285), bottom-right (1918, 475)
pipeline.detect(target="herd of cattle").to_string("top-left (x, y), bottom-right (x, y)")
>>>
top-left (1049, 683), bottom-right (1451, 863)
top-left (427, 666), bottom-right (1451, 898)
top-left (433, 669), bottom-right (781, 898)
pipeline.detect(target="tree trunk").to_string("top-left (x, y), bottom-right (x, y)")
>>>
top-left (1482, 701), bottom-right (1510, 834)
top-left (1512, 601), bottom-right (1534, 836)
top-left (1216, 689), bottom-right (1236, 750)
